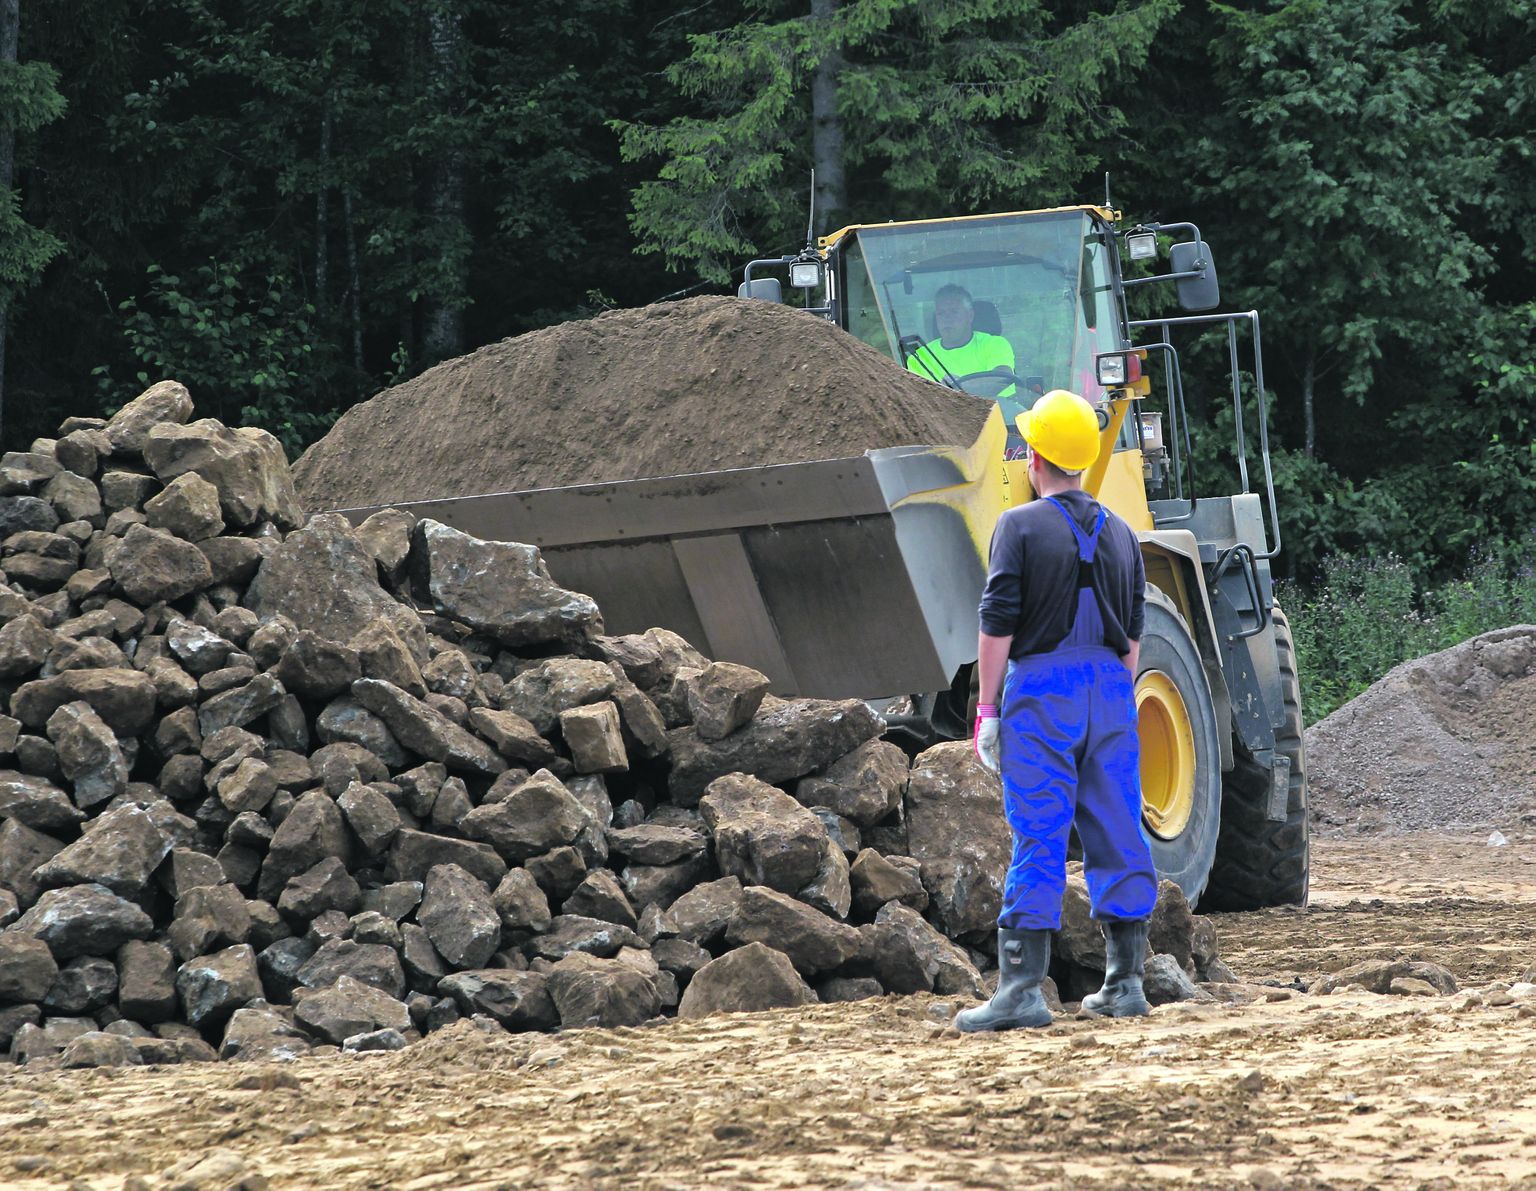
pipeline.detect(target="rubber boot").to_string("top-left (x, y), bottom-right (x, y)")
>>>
top-left (955, 928), bottom-right (1054, 1032)
top-left (1080, 919), bottom-right (1151, 1017)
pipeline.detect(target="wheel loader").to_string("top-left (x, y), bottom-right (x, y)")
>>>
top-left (334, 203), bottom-right (1308, 911)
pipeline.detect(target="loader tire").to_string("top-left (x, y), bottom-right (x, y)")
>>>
top-left (1199, 603), bottom-right (1310, 910)
top-left (1135, 584), bottom-right (1223, 905)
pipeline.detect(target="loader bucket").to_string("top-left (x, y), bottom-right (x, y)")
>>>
top-left (332, 406), bottom-right (1012, 700)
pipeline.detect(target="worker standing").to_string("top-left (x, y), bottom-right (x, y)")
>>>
top-left (958, 389), bottom-right (1158, 1032)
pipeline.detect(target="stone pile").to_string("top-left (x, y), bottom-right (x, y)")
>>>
top-left (0, 383), bottom-right (1227, 1070)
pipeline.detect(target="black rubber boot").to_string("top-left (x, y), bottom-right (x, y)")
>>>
top-left (955, 928), bottom-right (1054, 1032)
top-left (1081, 919), bottom-right (1151, 1017)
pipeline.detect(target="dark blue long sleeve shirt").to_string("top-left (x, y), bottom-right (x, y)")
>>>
top-left (978, 489), bottom-right (1146, 658)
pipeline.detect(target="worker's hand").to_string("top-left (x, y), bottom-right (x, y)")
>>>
top-left (974, 704), bottom-right (1000, 775)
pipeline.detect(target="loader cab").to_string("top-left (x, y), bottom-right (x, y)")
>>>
top-left (824, 207), bottom-right (1128, 450)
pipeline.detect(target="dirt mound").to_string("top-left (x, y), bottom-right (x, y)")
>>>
top-left (1306, 626), bottom-right (1536, 834)
top-left (292, 296), bottom-right (993, 511)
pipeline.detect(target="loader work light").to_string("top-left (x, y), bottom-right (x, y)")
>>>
top-left (1095, 350), bottom-right (1143, 388)
top-left (789, 260), bottom-right (823, 289)
top-left (1126, 229), bottom-right (1159, 260)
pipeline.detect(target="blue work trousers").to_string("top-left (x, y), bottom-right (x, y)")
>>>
top-left (997, 644), bottom-right (1157, 929)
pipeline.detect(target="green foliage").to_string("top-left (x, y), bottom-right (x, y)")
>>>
top-left (617, 0), bottom-right (1177, 282)
top-left (95, 262), bottom-right (336, 456)
top-left (1283, 538), bottom-right (1536, 723)
top-left (0, 54), bottom-right (66, 304)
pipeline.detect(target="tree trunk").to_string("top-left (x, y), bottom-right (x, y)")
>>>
top-left (315, 98), bottom-right (332, 313)
top-left (0, 0), bottom-right (18, 439)
top-left (1302, 351), bottom-right (1316, 458)
top-left (343, 189), bottom-right (363, 373)
top-left (423, 0), bottom-right (466, 362)
top-left (809, 0), bottom-right (845, 237)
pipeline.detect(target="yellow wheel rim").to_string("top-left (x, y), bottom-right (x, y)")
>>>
top-left (1136, 670), bottom-right (1197, 839)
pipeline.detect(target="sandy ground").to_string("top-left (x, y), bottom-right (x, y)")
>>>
top-left (4, 831), bottom-right (1536, 1191)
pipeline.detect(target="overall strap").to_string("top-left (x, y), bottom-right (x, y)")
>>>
top-left (1045, 496), bottom-right (1107, 590)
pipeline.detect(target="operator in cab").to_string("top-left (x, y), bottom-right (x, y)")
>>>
top-left (905, 283), bottom-right (1017, 397)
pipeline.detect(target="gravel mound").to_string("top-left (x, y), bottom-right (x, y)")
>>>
top-left (292, 296), bottom-right (992, 511)
top-left (1307, 626), bottom-right (1536, 834)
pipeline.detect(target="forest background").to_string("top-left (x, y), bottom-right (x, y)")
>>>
top-left (0, 0), bottom-right (1532, 718)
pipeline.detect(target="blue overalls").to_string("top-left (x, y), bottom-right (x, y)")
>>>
top-left (997, 497), bottom-right (1158, 930)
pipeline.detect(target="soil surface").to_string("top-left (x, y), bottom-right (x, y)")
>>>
top-left (7, 831), bottom-right (1536, 1191)
top-left (293, 297), bottom-right (992, 512)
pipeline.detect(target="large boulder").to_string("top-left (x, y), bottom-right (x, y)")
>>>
top-left (699, 773), bottom-right (830, 894)
top-left (46, 701), bottom-right (130, 810)
top-left (294, 975), bottom-right (410, 1045)
top-left (417, 864), bottom-right (501, 969)
top-left (386, 829), bottom-right (507, 888)
top-left (117, 940), bottom-right (178, 1023)
top-left (864, 903), bottom-right (984, 996)
top-left (10, 882), bottom-right (154, 959)
top-left (903, 742), bottom-right (1007, 939)
top-left (11, 668), bottom-right (159, 736)
top-left (499, 658), bottom-right (616, 735)
top-left (657, 877), bottom-right (742, 945)
top-left (409, 520), bottom-right (601, 649)
top-left (686, 662), bottom-right (771, 741)
top-left (668, 699), bottom-right (885, 804)
top-left (461, 770), bottom-right (587, 863)
top-left (437, 970), bottom-right (558, 1031)
top-left (143, 418), bottom-right (303, 529)
top-left (257, 790), bottom-right (353, 901)
top-left (0, 932), bottom-right (58, 1001)
top-left (245, 515), bottom-right (424, 658)
top-left (545, 951), bottom-right (660, 1029)
top-left (104, 380), bottom-right (194, 456)
top-left (175, 944), bottom-right (263, 1027)
top-left (724, 886), bottom-right (863, 976)
top-left (677, 942), bottom-right (815, 1019)
top-left (32, 803), bottom-right (170, 898)
top-left (350, 678), bottom-right (505, 776)
top-left (107, 523), bottom-right (214, 604)
top-left (0, 771), bottom-right (84, 833)
top-left (795, 739), bottom-right (909, 827)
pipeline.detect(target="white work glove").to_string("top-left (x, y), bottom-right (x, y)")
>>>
top-left (973, 704), bottom-right (1000, 775)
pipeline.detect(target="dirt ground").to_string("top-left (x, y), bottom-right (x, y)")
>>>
top-left (4, 831), bottom-right (1536, 1191)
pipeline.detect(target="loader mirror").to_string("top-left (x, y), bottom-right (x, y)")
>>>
top-left (737, 277), bottom-right (783, 303)
top-left (1171, 240), bottom-right (1220, 311)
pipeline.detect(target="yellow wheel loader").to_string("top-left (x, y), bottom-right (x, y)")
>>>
top-left (336, 203), bottom-right (1307, 910)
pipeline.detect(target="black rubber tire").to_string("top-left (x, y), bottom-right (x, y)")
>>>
top-left (1137, 584), bottom-right (1223, 905)
top-left (1200, 603), bottom-right (1311, 910)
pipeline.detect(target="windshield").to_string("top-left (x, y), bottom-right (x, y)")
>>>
top-left (841, 211), bottom-right (1124, 429)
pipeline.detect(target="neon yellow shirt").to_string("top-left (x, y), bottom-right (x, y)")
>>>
top-left (905, 331), bottom-right (1016, 396)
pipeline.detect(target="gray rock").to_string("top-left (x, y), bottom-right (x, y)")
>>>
top-left (104, 380), bottom-right (194, 456)
top-left (0, 450), bottom-right (63, 494)
top-left (686, 662), bottom-right (771, 741)
top-left (409, 519), bottom-right (601, 649)
top-left (677, 942), bottom-right (815, 1019)
top-left (107, 522), bottom-right (213, 603)
top-left (10, 882), bottom-right (153, 958)
top-left (54, 427), bottom-right (111, 478)
top-left (464, 707), bottom-right (556, 768)
top-left (795, 739), bottom-right (909, 827)
top-left (387, 828), bottom-right (507, 888)
top-left (11, 667), bottom-right (159, 735)
top-left (343, 1027), bottom-right (409, 1053)
top-left (197, 673), bottom-right (286, 737)
top-left (143, 418), bottom-right (303, 529)
top-left (668, 698), bottom-right (885, 804)
top-left (605, 823), bottom-right (707, 867)
top-left (499, 657), bottom-right (616, 735)
top-left (798, 837), bottom-right (852, 920)
top-left (904, 741), bottom-right (1007, 938)
top-left (354, 507), bottom-right (415, 589)
top-left (699, 772), bottom-right (831, 894)
top-left (143, 472), bottom-right (224, 541)
top-left (1053, 880), bottom-right (1104, 971)
top-left (461, 770), bottom-right (587, 863)
top-left (658, 877), bottom-right (743, 945)
top-left (176, 943), bottom-right (263, 1027)
top-left (849, 849), bottom-right (928, 919)
top-left (246, 514), bottom-right (423, 660)
top-left (0, 614), bottom-right (55, 677)
top-left (562, 869), bottom-right (637, 930)
top-left (61, 1030), bottom-right (144, 1069)
top-left (278, 856), bottom-right (362, 921)
top-left (337, 781), bottom-right (401, 855)
top-left (437, 969), bottom-right (558, 1031)
top-left (168, 883), bottom-right (253, 962)
top-left (32, 803), bottom-right (169, 897)
top-left (865, 903), bottom-right (983, 996)
top-left (0, 770), bottom-right (84, 833)
top-left (1143, 954), bottom-right (1204, 1006)
top-left (219, 1004), bottom-right (312, 1062)
top-left (43, 955), bottom-right (118, 1013)
top-left (316, 696), bottom-right (408, 767)
top-left (492, 868), bottom-right (552, 933)
top-left (1149, 879), bottom-right (1197, 974)
top-left (297, 938), bottom-right (407, 999)
top-left (350, 619), bottom-right (427, 698)
top-left (0, 1004), bottom-right (42, 1051)
top-left (257, 790), bottom-right (353, 901)
top-left (546, 951), bottom-right (659, 1028)
top-left (255, 936), bottom-right (315, 1003)
top-left (559, 700), bottom-right (628, 774)
top-left (524, 914), bottom-right (644, 962)
top-left (294, 974), bottom-right (410, 1045)
top-left (0, 932), bottom-right (58, 1001)
top-left (725, 885), bottom-right (863, 976)
top-left (216, 757), bottom-right (278, 815)
top-left (41, 471), bottom-right (102, 525)
top-left (160, 847), bottom-right (227, 898)
top-left (351, 678), bottom-right (505, 776)
top-left (817, 976), bottom-right (884, 1003)
top-left (0, 495), bottom-right (60, 538)
top-left (276, 631), bottom-right (363, 701)
top-left (418, 863), bottom-right (501, 969)
top-left (117, 939), bottom-right (178, 1023)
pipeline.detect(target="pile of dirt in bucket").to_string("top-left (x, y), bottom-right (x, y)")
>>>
top-left (1306, 626), bottom-right (1536, 834)
top-left (291, 296), bottom-right (992, 511)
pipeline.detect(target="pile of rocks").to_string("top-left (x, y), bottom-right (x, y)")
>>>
top-left (0, 384), bottom-right (1226, 1070)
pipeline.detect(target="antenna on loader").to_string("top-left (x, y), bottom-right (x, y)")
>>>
top-left (804, 168), bottom-right (817, 251)
top-left (1105, 171), bottom-right (1112, 212)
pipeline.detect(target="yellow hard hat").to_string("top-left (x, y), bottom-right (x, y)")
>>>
top-left (1016, 389), bottom-right (1101, 472)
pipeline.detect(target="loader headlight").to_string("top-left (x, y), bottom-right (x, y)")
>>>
top-left (1126, 229), bottom-right (1159, 261)
top-left (1096, 351), bottom-right (1143, 388)
top-left (789, 260), bottom-right (823, 289)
